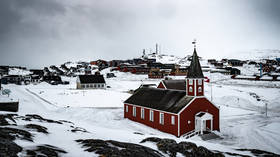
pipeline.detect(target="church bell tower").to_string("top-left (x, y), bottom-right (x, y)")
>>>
top-left (186, 40), bottom-right (204, 97)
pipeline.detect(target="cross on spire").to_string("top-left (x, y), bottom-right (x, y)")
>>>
top-left (192, 39), bottom-right (197, 49)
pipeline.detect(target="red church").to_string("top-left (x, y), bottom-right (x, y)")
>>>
top-left (124, 42), bottom-right (220, 137)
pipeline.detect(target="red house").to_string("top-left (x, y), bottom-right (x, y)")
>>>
top-left (124, 45), bottom-right (220, 137)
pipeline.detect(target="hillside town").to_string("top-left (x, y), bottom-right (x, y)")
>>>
top-left (1, 44), bottom-right (280, 87)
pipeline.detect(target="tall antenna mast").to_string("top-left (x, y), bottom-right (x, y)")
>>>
top-left (156, 43), bottom-right (158, 54)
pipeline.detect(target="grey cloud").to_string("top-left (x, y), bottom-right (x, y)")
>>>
top-left (0, 0), bottom-right (279, 68)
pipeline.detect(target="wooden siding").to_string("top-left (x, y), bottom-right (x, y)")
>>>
top-left (124, 104), bottom-right (178, 136)
top-left (179, 97), bottom-right (219, 136)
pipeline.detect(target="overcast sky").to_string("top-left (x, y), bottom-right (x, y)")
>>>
top-left (0, 0), bottom-right (279, 68)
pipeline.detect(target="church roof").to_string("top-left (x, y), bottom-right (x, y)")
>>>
top-left (187, 48), bottom-right (204, 78)
top-left (124, 87), bottom-right (194, 113)
top-left (162, 79), bottom-right (186, 91)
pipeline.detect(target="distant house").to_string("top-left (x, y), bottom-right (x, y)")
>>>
top-left (228, 59), bottom-right (243, 66)
top-left (30, 69), bottom-right (44, 77)
top-left (169, 66), bottom-right (188, 76)
top-left (1, 75), bottom-right (23, 85)
top-left (76, 75), bottom-right (106, 89)
top-left (30, 75), bottom-right (41, 84)
top-left (124, 45), bottom-right (220, 137)
top-left (43, 75), bottom-right (62, 84)
top-left (148, 68), bottom-right (164, 79)
top-left (207, 59), bottom-right (216, 64)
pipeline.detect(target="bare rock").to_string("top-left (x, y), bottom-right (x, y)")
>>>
top-left (0, 127), bottom-right (33, 142)
top-left (0, 114), bottom-right (17, 126)
top-left (25, 144), bottom-right (67, 157)
top-left (76, 139), bottom-right (162, 157)
top-left (25, 124), bottom-right (48, 134)
top-left (24, 114), bottom-right (63, 124)
top-left (0, 138), bottom-right (22, 157)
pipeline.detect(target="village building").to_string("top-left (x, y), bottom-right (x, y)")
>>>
top-left (228, 59), bottom-right (243, 66)
top-left (76, 75), bottom-right (106, 89)
top-left (124, 43), bottom-right (220, 137)
top-left (169, 65), bottom-right (188, 76)
top-left (148, 68), bottom-right (165, 79)
top-left (1, 75), bottom-right (23, 85)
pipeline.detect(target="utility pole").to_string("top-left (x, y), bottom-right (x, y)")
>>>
top-left (210, 72), bottom-right (213, 101)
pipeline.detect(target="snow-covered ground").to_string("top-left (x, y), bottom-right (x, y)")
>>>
top-left (1, 68), bottom-right (280, 156)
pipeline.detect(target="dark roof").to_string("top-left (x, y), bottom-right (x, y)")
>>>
top-left (187, 48), bottom-right (204, 78)
top-left (124, 87), bottom-right (194, 113)
top-left (4, 75), bottom-right (21, 78)
top-left (162, 79), bottom-right (186, 91)
top-left (78, 75), bottom-right (105, 84)
top-left (196, 112), bottom-right (205, 117)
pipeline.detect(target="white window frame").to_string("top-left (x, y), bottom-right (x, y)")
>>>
top-left (149, 110), bottom-right (154, 122)
top-left (189, 86), bottom-right (193, 92)
top-left (171, 116), bottom-right (175, 125)
top-left (141, 108), bottom-right (145, 119)
top-left (198, 79), bottom-right (202, 85)
top-left (198, 87), bottom-right (202, 93)
top-left (133, 106), bottom-right (136, 117)
top-left (126, 105), bottom-right (128, 112)
top-left (159, 112), bottom-right (164, 125)
top-left (189, 79), bottom-right (193, 85)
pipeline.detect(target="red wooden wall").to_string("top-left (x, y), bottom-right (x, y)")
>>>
top-left (124, 104), bottom-right (178, 136)
top-left (179, 98), bottom-right (219, 136)
top-left (157, 82), bottom-right (165, 89)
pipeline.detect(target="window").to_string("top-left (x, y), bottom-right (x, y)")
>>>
top-left (126, 105), bottom-right (128, 112)
top-left (94, 84), bottom-right (96, 88)
top-left (198, 79), bottom-right (202, 85)
top-left (97, 84), bottom-right (100, 88)
top-left (189, 79), bottom-right (193, 85)
top-left (198, 87), bottom-right (202, 93)
top-left (171, 116), bottom-right (175, 125)
top-left (150, 110), bottom-right (154, 122)
top-left (189, 87), bottom-right (193, 92)
top-left (101, 84), bottom-right (104, 88)
top-left (159, 113), bottom-right (164, 125)
top-left (133, 107), bottom-right (136, 117)
top-left (81, 85), bottom-right (85, 88)
top-left (90, 84), bottom-right (93, 88)
top-left (141, 108), bottom-right (145, 119)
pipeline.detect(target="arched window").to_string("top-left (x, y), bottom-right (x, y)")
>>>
top-left (189, 87), bottom-right (193, 92)
top-left (198, 87), bottom-right (202, 93)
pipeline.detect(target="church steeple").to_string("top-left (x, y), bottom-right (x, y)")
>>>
top-left (187, 40), bottom-right (204, 78)
top-left (186, 39), bottom-right (204, 97)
